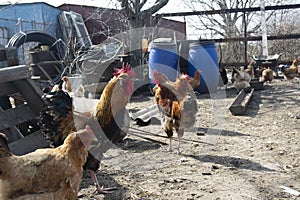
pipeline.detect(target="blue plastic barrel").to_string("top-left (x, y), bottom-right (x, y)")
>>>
top-left (148, 42), bottom-right (179, 84)
top-left (188, 40), bottom-right (219, 93)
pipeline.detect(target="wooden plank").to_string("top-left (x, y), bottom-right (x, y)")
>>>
top-left (214, 34), bottom-right (300, 43)
top-left (8, 130), bottom-right (49, 155)
top-left (0, 65), bottom-right (30, 83)
top-left (0, 104), bottom-right (35, 131)
top-left (250, 80), bottom-right (264, 90)
top-left (36, 63), bottom-right (54, 83)
top-left (0, 82), bottom-right (18, 96)
top-left (13, 79), bottom-right (43, 115)
top-left (157, 4), bottom-right (300, 17)
top-left (0, 106), bottom-right (24, 142)
top-left (229, 88), bottom-right (254, 115)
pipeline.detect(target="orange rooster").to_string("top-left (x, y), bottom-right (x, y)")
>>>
top-left (153, 69), bottom-right (201, 93)
top-left (282, 58), bottom-right (299, 81)
top-left (153, 71), bottom-right (198, 154)
top-left (260, 67), bottom-right (274, 83)
top-left (245, 61), bottom-right (255, 79)
top-left (39, 62), bottom-right (135, 193)
top-left (0, 125), bottom-right (96, 200)
top-left (85, 63), bottom-right (134, 192)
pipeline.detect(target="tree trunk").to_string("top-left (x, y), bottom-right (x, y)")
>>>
top-left (119, 0), bottom-right (169, 69)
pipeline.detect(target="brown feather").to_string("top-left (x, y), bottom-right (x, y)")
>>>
top-left (93, 75), bottom-right (130, 127)
top-left (261, 67), bottom-right (274, 83)
top-left (153, 74), bottom-right (198, 138)
top-left (282, 58), bottom-right (298, 80)
top-left (189, 70), bottom-right (201, 89)
top-left (0, 128), bottom-right (92, 199)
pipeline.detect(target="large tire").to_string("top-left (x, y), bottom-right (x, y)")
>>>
top-left (6, 30), bottom-right (66, 85)
top-left (6, 30), bottom-right (65, 57)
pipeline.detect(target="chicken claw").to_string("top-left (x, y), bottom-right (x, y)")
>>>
top-left (94, 185), bottom-right (117, 194)
top-left (89, 170), bottom-right (117, 194)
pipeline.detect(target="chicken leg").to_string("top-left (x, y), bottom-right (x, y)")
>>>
top-left (177, 129), bottom-right (184, 154)
top-left (168, 137), bottom-right (173, 152)
top-left (89, 170), bottom-right (117, 194)
top-left (167, 134), bottom-right (183, 154)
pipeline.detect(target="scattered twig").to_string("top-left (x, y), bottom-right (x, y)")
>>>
top-left (279, 186), bottom-right (300, 196)
top-left (129, 127), bottom-right (214, 146)
top-left (128, 131), bottom-right (168, 146)
top-left (130, 192), bottom-right (138, 199)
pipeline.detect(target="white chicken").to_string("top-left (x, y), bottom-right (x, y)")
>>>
top-left (233, 67), bottom-right (251, 93)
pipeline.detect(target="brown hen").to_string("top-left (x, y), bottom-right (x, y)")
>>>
top-left (0, 126), bottom-right (96, 200)
top-left (282, 58), bottom-right (299, 81)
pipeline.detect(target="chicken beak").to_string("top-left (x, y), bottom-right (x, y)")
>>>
top-left (90, 135), bottom-right (98, 143)
top-left (83, 135), bottom-right (98, 150)
top-left (85, 125), bottom-right (98, 146)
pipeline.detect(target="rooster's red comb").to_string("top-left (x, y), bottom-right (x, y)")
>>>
top-left (153, 69), bottom-right (160, 84)
top-left (113, 62), bottom-right (135, 78)
top-left (179, 73), bottom-right (190, 80)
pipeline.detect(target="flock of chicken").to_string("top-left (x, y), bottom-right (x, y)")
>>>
top-left (0, 57), bottom-right (299, 199)
top-left (231, 58), bottom-right (299, 92)
top-left (0, 63), bottom-right (135, 199)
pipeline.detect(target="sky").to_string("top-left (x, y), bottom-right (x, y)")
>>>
top-left (0, 0), bottom-right (192, 21)
top-left (0, 0), bottom-right (197, 37)
top-left (0, 0), bottom-right (191, 13)
top-left (2, 0), bottom-right (299, 39)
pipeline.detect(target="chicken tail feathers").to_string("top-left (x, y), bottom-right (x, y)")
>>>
top-left (39, 90), bottom-right (75, 147)
top-left (180, 94), bottom-right (198, 127)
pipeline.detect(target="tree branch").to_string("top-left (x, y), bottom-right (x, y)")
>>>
top-left (141, 0), bottom-right (169, 16)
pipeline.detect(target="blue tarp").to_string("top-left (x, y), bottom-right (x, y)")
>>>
top-left (0, 2), bottom-right (62, 45)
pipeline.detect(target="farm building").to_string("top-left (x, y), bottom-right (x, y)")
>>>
top-left (59, 4), bottom-right (187, 44)
top-left (0, 2), bottom-right (62, 47)
top-left (0, 2), bottom-right (186, 47)
top-left (0, 2), bottom-right (186, 72)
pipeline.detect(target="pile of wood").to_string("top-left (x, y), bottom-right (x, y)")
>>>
top-left (0, 48), bottom-right (49, 155)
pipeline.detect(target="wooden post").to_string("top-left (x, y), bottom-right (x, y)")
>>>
top-left (243, 11), bottom-right (248, 64)
top-left (13, 79), bottom-right (43, 115)
top-left (260, 0), bottom-right (268, 56)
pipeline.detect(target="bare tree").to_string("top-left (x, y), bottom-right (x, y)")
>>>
top-left (118, 0), bottom-right (169, 28)
top-left (267, 9), bottom-right (300, 61)
top-left (181, 0), bottom-right (295, 64)
top-left (183, 0), bottom-right (258, 38)
top-left (116, 0), bottom-right (170, 67)
top-left (181, 0), bottom-right (259, 64)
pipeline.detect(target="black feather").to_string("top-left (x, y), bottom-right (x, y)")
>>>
top-left (38, 90), bottom-right (73, 147)
top-left (219, 68), bottom-right (228, 86)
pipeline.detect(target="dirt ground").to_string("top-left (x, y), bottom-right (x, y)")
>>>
top-left (78, 77), bottom-right (300, 200)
